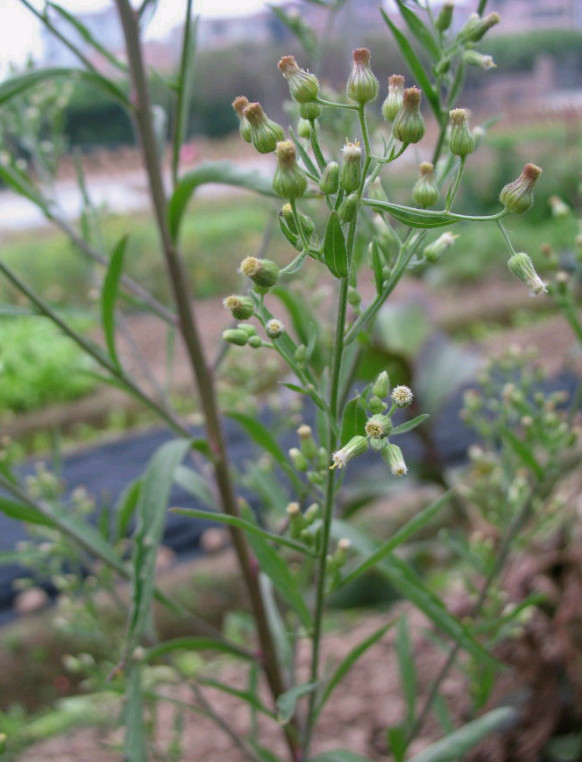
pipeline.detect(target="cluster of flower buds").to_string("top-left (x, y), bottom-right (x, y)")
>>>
top-left (286, 501), bottom-right (321, 547)
top-left (235, 101), bottom-right (285, 154)
top-left (222, 322), bottom-right (262, 348)
top-left (289, 424), bottom-right (329, 485)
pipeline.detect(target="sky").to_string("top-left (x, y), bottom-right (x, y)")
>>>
top-left (0, 0), bottom-right (273, 71)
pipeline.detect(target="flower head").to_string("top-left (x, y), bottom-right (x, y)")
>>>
top-left (346, 48), bottom-right (379, 105)
top-left (330, 435), bottom-right (368, 470)
top-left (391, 385), bottom-right (414, 408)
top-left (278, 54), bottom-right (320, 103)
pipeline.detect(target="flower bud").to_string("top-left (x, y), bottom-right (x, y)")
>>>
top-left (304, 503), bottom-right (320, 526)
top-left (346, 48), bottom-right (379, 105)
top-left (339, 193), bottom-right (359, 222)
top-left (273, 140), bottom-right (308, 200)
top-left (449, 109), bottom-right (474, 157)
top-left (548, 195), bottom-right (570, 218)
top-left (463, 50), bottom-right (496, 70)
top-left (381, 74), bottom-right (405, 122)
top-left (364, 414), bottom-right (393, 439)
top-left (382, 443), bottom-right (408, 477)
top-left (237, 323), bottom-right (257, 337)
top-left (331, 435), bottom-right (368, 470)
top-left (319, 161), bottom-right (339, 195)
top-left (299, 101), bottom-right (322, 121)
top-left (248, 335), bottom-right (263, 348)
top-left (372, 370), bottom-right (390, 399)
top-left (340, 140), bottom-right (362, 193)
top-left (286, 501), bottom-right (304, 538)
top-left (392, 87), bottom-right (425, 144)
top-left (223, 294), bottom-right (254, 320)
top-left (347, 286), bottom-right (361, 307)
top-left (369, 395), bottom-right (386, 414)
top-left (243, 102), bottom-right (285, 154)
top-left (332, 538), bottom-right (351, 567)
top-left (507, 252), bottom-right (547, 296)
top-left (232, 95), bottom-right (252, 142)
top-left (423, 231), bottom-right (458, 262)
top-left (239, 257), bottom-right (280, 289)
top-left (289, 447), bottom-right (308, 472)
top-left (278, 54), bottom-right (320, 103)
top-left (297, 118), bottom-right (311, 139)
top-left (458, 12), bottom-right (500, 43)
top-left (265, 318), bottom-right (285, 339)
top-left (222, 328), bottom-right (248, 346)
top-left (391, 385), bottom-right (414, 407)
top-left (412, 161), bottom-right (439, 208)
top-left (298, 424), bottom-right (318, 459)
top-left (435, 1), bottom-right (454, 32)
top-left (499, 163), bottom-right (542, 214)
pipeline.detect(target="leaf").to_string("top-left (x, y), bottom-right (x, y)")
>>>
top-left (128, 439), bottom-right (191, 650)
top-left (308, 752), bottom-right (372, 762)
top-left (339, 491), bottom-right (452, 588)
top-left (123, 666), bottom-right (147, 762)
top-left (174, 464), bottom-right (215, 508)
top-left (268, 5), bottom-right (317, 57)
top-left (171, 507), bottom-right (315, 555)
top-left (115, 479), bottom-right (141, 540)
top-left (387, 725), bottom-right (408, 762)
top-left (396, 614), bottom-right (417, 725)
top-left (168, 162), bottom-right (277, 243)
top-left (198, 677), bottom-right (276, 718)
top-left (370, 239), bottom-right (385, 294)
top-left (276, 682), bottom-right (316, 724)
top-left (324, 211), bottom-right (348, 277)
top-left (240, 504), bottom-right (313, 631)
top-left (314, 621), bottom-right (394, 719)
top-left (502, 429), bottom-right (544, 480)
top-left (143, 636), bottom-right (252, 663)
top-left (271, 287), bottom-right (315, 347)
top-left (101, 235), bottom-right (128, 371)
top-left (226, 411), bottom-right (302, 491)
top-left (340, 397), bottom-right (367, 447)
top-left (365, 199), bottom-right (458, 229)
top-left (395, 0), bottom-right (441, 61)
top-left (390, 413), bottom-right (430, 436)
top-left (290, 127), bottom-right (319, 178)
top-left (0, 66), bottom-right (127, 107)
top-left (0, 496), bottom-right (55, 527)
top-left (407, 706), bottom-right (518, 762)
top-left (280, 382), bottom-right (311, 396)
top-left (172, 4), bottom-right (198, 182)
top-left (47, 2), bottom-right (127, 72)
top-left (381, 10), bottom-right (441, 120)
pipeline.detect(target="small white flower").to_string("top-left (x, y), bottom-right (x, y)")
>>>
top-left (266, 319), bottom-right (285, 339)
top-left (391, 385), bottom-right (414, 407)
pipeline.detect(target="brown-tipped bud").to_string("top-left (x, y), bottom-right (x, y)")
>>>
top-left (499, 163), bottom-right (542, 214)
top-left (232, 95), bottom-right (252, 142)
top-left (412, 161), bottom-right (439, 208)
top-left (299, 101), bottom-right (322, 121)
top-left (507, 252), bottom-right (547, 296)
top-left (239, 257), bottom-right (280, 289)
top-left (273, 140), bottom-right (307, 199)
top-left (458, 12), bottom-right (500, 43)
top-left (223, 295), bottom-right (254, 320)
top-left (278, 54), bottom-right (320, 103)
top-left (381, 74), bottom-right (405, 122)
top-left (346, 48), bottom-right (379, 105)
top-left (243, 102), bottom-right (285, 154)
top-left (319, 161), bottom-right (339, 195)
top-left (463, 50), bottom-right (496, 70)
top-left (548, 195), bottom-right (570, 218)
top-left (449, 108), bottom-right (474, 157)
top-left (340, 140), bottom-right (362, 192)
top-left (392, 87), bottom-right (425, 144)
top-left (435, 1), bottom-right (454, 32)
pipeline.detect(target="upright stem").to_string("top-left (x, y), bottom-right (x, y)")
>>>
top-left (113, 4), bottom-right (296, 757)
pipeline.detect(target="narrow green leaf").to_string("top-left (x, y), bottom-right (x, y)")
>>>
top-left (339, 491), bottom-right (451, 588)
top-left (128, 439), bottom-right (191, 649)
top-left (308, 751), bottom-right (371, 762)
top-left (365, 199), bottom-right (458, 229)
top-left (276, 682), bottom-right (316, 724)
top-left (240, 504), bottom-right (313, 631)
top-left (0, 496), bottom-right (55, 527)
top-left (47, 2), bottom-right (127, 72)
top-left (271, 286), bottom-right (315, 347)
top-left (123, 666), bottom-right (147, 762)
top-left (198, 677), bottom-right (276, 718)
top-left (381, 10), bottom-right (441, 119)
top-left (391, 413), bottom-right (430, 436)
top-left (370, 239), bottom-right (385, 294)
top-left (143, 636), bottom-right (252, 663)
top-left (340, 397), bottom-right (367, 447)
top-left (280, 381), bottom-right (311, 396)
top-left (315, 621), bottom-right (394, 719)
top-left (407, 706), bottom-right (518, 762)
top-left (115, 479), bottom-right (141, 540)
top-left (290, 127), bottom-right (319, 178)
top-left (172, 5), bottom-right (198, 183)
top-left (387, 725), bottom-right (408, 762)
top-left (502, 429), bottom-right (544, 480)
top-left (168, 161), bottom-right (277, 243)
top-left (101, 235), bottom-right (128, 371)
top-left (396, 614), bottom-right (417, 725)
top-left (174, 465), bottom-right (215, 508)
top-left (395, 0), bottom-right (441, 61)
top-left (324, 211), bottom-right (348, 278)
top-left (171, 507), bottom-right (315, 555)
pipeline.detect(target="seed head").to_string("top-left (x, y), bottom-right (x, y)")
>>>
top-left (391, 385), bottom-right (414, 407)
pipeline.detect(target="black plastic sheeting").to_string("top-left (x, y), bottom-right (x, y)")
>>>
top-left (0, 371), bottom-right (578, 624)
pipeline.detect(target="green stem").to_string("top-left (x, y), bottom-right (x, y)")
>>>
top-left (496, 219), bottom-right (517, 254)
top-left (364, 198), bottom-right (509, 223)
top-left (316, 97), bottom-right (359, 111)
top-left (310, 126), bottom-right (327, 172)
top-left (446, 156), bottom-right (466, 211)
top-left (171, 0), bottom-right (196, 188)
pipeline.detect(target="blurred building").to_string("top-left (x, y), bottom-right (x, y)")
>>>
top-left (41, 6), bottom-right (125, 68)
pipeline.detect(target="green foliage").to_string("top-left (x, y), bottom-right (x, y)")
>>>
top-left (0, 316), bottom-right (96, 413)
